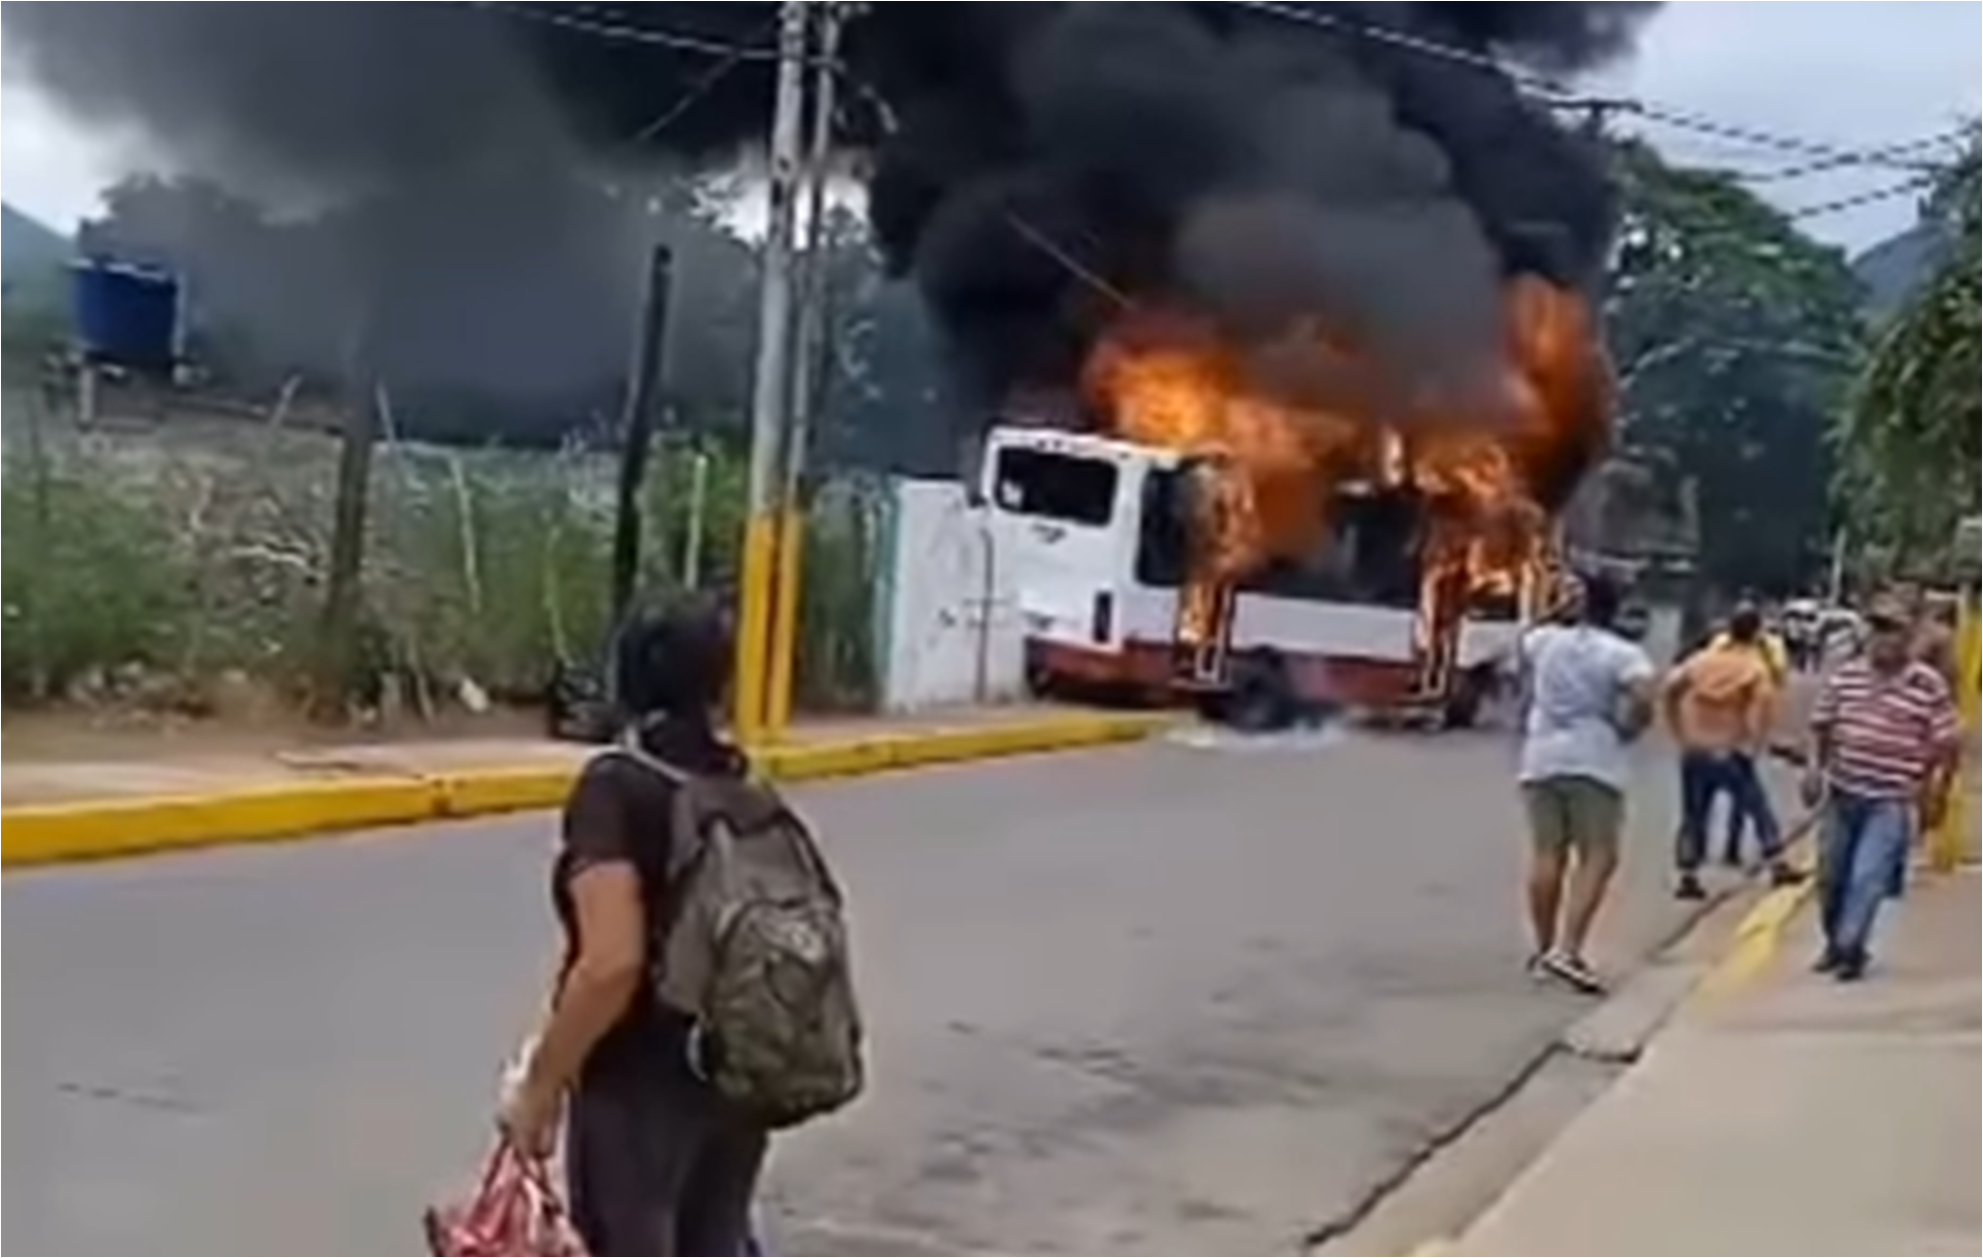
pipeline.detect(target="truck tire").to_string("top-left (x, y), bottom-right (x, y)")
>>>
top-left (1442, 666), bottom-right (1495, 731)
top-left (1226, 649), bottom-right (1297, 733)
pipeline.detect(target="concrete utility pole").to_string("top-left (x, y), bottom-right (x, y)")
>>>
top-left (763, 0), bottom-right (846, 740)
top-left (732, 0), bottom-right (811, 745)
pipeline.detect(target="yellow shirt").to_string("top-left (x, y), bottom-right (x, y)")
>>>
top-left (1667, 645), bottom-right (1775, 753)
top-left (1711, 630), bottom-right (1789, 688)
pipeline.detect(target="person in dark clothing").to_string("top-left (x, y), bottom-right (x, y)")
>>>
top-left (499, 604), bottom-right (767, 1256)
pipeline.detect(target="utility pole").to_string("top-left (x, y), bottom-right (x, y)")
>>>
top-left (763, 0), bottom-right (845, 739)
top-left (732, 0), bottom-right (811, 745)
top-left (314, 310), bottom-right (378, 722)
top-left (609, 243), bottom-right (675, 631)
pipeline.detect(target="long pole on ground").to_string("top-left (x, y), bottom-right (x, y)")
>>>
top-left (763, 0), bottom-right (845, 740)
top-left (732, 0), bottom-right (811, 746)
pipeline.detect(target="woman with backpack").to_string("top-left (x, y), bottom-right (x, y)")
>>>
top-left (496, 606), bottom-right (770, 1256)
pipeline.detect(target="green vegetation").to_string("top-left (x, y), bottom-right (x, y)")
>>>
top-left (1, 408), bottom-right (880, 717)
top-left (1836, 139), bottom-right (1981, 573)
top-left (1608, 140), bottom-right (1869, 594)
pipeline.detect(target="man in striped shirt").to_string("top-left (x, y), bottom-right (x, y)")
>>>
top-left (1803, 595), bottom-right (1962, 981)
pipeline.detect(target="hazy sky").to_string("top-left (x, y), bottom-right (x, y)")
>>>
top-left (3, 2), bottom-right (1978, 252)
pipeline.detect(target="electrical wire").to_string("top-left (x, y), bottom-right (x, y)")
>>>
top-left (473, 0), bottom-right (1967, 186)
top-left (1784, 176), bottom-right (1937, 222)
top-left (463, 1), bottom-right (775, 58)
top-left (1733, 130), bottom-right (1966, 185)
top-left (467, 0), bottom-right (1958, 287)
top-left (1221, 0), bottom-right (1970, 177)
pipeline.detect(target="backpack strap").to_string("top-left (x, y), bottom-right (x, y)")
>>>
top-left (608, 743), bottom-right (839, 902)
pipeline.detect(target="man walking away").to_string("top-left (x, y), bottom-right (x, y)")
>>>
top-left (1804, 595), bottom-right (1961, 982)
top-left (1704, 601), bottom-right (1792, 866)
top-left (1517, 573), bottom-right (1660, 995)
top-left (1666, 608), bottom-right (1801, 897)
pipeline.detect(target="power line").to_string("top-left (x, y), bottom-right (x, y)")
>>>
top-left (625, 15), bottom-right (779, 148)
top-left (475, 0), bottom-right (1967, 186)
top-left (1631, 105), bottom-right (1966, 171)
top-left (1223, 0), bottom-right (1968, 176)
top-left (1784, 176), bottom-right (1937, 222)
top-left (1733, 131), bottom-right (1964, 186)
top-left (1224, 0), bottom-right (1569, 94)
top-left (464, 1), bottom-right (776, 59)
top-left (471, 0), bottom-right (1951, 284)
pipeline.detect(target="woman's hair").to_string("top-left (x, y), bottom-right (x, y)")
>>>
top-left (614, 601), bottom-right (734, 721)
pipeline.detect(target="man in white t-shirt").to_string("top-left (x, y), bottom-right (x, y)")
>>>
top-left (1516, 573), bottom-right (1659, 995)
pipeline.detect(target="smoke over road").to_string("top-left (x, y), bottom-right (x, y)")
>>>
top-left (2, 2), bottom-right (1659, 430)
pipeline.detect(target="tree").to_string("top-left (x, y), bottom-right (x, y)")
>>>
top-left (1, 295), bottom-right (66, 379)
top-left (1837, 136), bottom-right (1980, 569)
top-left (1607, 141), bottom-right (1868, 594)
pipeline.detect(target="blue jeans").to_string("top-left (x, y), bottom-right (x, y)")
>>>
top-left (1721, 754), bottom-right (1782, 863)
top-left (1678, 750), bottom-right (1781, 871)
top-left (1817, 791), bottom-right (1914, 963)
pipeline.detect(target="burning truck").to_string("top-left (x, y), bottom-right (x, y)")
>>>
top-left (984, 275), bottom-right (1612, 729)
top-left (2, 5), bottom-right (1655, 736)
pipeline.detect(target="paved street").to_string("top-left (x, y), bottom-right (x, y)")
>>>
top-left (5, 730), bottom-right (1718, 1256)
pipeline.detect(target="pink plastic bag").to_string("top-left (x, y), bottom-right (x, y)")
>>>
top-left (424, 1140), bottom-right (588, 1257)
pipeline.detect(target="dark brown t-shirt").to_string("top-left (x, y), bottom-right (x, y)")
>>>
top-left (553, 720), bottom-right (747, 1079)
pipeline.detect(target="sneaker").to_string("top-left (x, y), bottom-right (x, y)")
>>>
top-left (1540, 950), bottom-right (1609, 996)
top-left (1676, 873), bottom-right (1708, 902)
top-left (1812, 950), bottom-right (1842, 974)
top-left (1525, 953), bottom-right (1553, 984)
top-left (1833, 951), bottom-right (1870, 983)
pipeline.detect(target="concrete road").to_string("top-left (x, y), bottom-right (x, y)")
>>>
top-left (4, 731), bottom-right (1718, 1256)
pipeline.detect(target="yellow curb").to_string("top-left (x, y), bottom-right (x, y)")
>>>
top-left (1693, 877), bottom-right (1818, 1001)
top-left (1419, 839), bottom-right (1824, 1258)
top-left (2, 712), bottom-right (1179, 869)
top-left (0, 778), bottom-right (446, 869)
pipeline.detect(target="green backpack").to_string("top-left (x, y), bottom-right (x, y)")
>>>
top-left (622, 749), bottom-right (865, 1130)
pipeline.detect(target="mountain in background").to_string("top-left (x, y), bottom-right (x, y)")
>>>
top-left (3, 202), bottom-right (72, 290)
top-left (1852, 219), bottom-right (1953, 320)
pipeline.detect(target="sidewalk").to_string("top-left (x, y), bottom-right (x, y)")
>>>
top-left (1, 704), bottom-right (1175, 867)
top-left (1449, 869), bottom-right (1981, 1256)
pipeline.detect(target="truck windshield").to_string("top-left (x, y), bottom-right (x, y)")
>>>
top-left (992, 448), bottom-right (1119, 527)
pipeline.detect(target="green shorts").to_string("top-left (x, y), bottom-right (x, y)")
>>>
top-left (1522, 776), bottom-right (1625, 858)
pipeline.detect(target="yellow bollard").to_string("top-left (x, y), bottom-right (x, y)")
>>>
top-left (1928, 593), bottom-right (1980, 871)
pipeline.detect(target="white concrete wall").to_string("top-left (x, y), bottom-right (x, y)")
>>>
top-left (875, 478), bottom-right (1026, 713)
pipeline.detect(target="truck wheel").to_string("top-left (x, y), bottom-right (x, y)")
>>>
top-left (1226, 650), bottom-right (1296, 733)
top-left (1442, 666), bottom-right (1494, 730)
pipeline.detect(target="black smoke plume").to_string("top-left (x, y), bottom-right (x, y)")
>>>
top-left (1, 3), bottom-right (1659, 435)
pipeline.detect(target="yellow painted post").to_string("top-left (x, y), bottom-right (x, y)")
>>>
top-left (760, 4), bottom-right (842, 745)
top-left (730, 1), bottom-right (809, 747)
top-left (1929, 592), bottom-right (1980, 871)
top-left (764, 507), bottom-right (807, 738)
top-left (733, 514), bottom-right (781, 745)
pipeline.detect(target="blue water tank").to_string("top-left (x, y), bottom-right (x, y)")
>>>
top-left (70, 258), bottom-right (181, 370)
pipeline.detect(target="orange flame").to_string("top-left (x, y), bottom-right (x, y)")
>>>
top-left (1082, 277), bottom-right (1610, 627)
